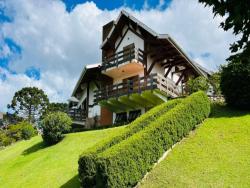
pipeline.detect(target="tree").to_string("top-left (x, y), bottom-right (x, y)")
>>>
top-left (8, 87), bottom-right (49, 122)
top-left (47, 102), bottom-right (68, 113)
top-left (199, 0), bottom-right (250, 60)
top-left (220, 59), bottom-right (250, 109)
top-left (41, 102), bottom-right (68, 120)
top-left (186, 76), bottom-right (209, 94)
top-left (209, 71), bottom-right (221, 95)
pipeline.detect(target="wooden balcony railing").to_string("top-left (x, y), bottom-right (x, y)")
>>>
top-left (102, 47), bottom-right (146, 70)
top-left (68, 108), bottom-right (87, 122)
top-left (94, 73), bottom-right (181, 103)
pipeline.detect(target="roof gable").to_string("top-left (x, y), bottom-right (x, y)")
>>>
top-left (101, 10), bottom-right (209, 78)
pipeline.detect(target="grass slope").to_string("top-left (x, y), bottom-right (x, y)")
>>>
top-left (0, 126), bottom-right (124, 188)
top-left (139, 105), bottom-right (250, 188)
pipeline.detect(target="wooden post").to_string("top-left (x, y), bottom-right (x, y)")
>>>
top-left (86, 82), bottom-right (89, 118)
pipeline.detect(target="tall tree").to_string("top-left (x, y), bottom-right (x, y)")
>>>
top-left (199, 0), bottom-right (250, 60)
top-left (47, 102), bottom-right (68, 113)
top-left (8, 87), bottom-right (49, 122)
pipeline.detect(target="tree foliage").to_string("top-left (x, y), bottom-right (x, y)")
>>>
top-left (220, 59), bottom-right (250, 109)
top-left (199, 0), bottom-right (250, 60)
top-left (187, 76), bottom-right (209, 94)
top-left (209, 72), bottom-right (221, 95)
top-left (48, 102), bottom-right (68, 112)
top-left (8, 87), bottom-right (49, 122)
top-left (41, 112), bottom-right (72, 145)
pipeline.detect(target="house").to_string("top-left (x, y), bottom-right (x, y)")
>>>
top-left (68, 10), bottom-right (210, 128)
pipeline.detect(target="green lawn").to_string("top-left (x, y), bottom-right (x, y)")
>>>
top-left (1, 105), bottom-right (250, 188)
top-left (0, 126), bottom-right (124, 188)
top-left (139, 105), bottom-right (250, 188)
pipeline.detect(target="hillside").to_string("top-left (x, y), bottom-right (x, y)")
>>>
top-left (0, 105), bottom-right (249, 187)
top-left (0, 126), bottom-right (125, 188)
top-left (139, 105), bottom-right (250, 187)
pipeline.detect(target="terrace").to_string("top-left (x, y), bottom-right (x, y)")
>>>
top-left (68, 108), bottom-right (87, 123)
top-left (94, 73), bottom-right (182, 112)
top-left (101, 46), bottom-right (146, 79)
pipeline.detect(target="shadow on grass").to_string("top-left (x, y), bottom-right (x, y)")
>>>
top-left (60, 175), bottom-right (80, 188)
top-left (22, 141), bottom-right (47, 155)
top-left (210, 103), bottom-right (250, 118)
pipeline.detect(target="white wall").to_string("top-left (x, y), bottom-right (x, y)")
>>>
top-left (147, 56), bottom-right (165, 76)
top-left (115, 29), bottom-right (144, 52)
top-left (88, 82), bottom-right (100, 117)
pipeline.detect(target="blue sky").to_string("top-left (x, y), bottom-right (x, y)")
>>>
top-left (62, 0), bottom-right (170, 11)
top-left (0, 0), bottom-right (169, 81)
top-left (0, 0), bottom-right (236, 112)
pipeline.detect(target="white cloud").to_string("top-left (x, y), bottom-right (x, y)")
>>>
top-left (0, 67), bottom-right (76, 111)
top-left (0, 0), bottom-right (237, 111)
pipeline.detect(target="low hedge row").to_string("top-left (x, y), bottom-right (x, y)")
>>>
top-left (78, 98), bottom-right (182, 187)
top-left (94, 91), bottom-right (210, 187)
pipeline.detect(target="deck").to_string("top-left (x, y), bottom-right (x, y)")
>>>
top-left (68, 108), bottom-right (87, 123)
top-left (94, 73), bottom-right (181, 112)
top-left (102, 46), bottom-right (146, 71)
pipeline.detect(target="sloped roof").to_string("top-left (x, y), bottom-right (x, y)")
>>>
top-left (71, 63), bottom-right (101, 97)
top-left (101, 10), bottom-right (210, 78)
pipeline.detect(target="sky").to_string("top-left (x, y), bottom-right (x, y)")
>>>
top-left (0, 0), bottom-right (237, 112)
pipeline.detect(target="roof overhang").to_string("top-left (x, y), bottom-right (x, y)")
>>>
top-left (100, 10), bottom-right (210, 78)
top-left (71, 63), bottom-right (101, 97)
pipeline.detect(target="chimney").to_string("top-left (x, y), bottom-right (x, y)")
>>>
top-left (102, 21), bottom-right (114, 41)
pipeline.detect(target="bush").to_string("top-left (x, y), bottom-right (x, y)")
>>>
top-left (78, 99), bottom-right (182, 187)
top-left (0, 131), bottom-right (14, 147)
top-left (221, 59), bottom-right (250, 109)
top-left (21, 123), bottom-right (37, 140)
top-left (187, 76), bottom-right (209, 94)
top-left (7, 121), bottom-right (37, 141)
top-left (41, 112), bottom-right (72, 145)
top-left (84, 91), bottom-right (210, 187)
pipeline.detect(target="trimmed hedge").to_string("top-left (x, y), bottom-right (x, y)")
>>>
top-left (94, 91), bottom-right (210, 187)
top-left (78, 99), bottom-right (182, 187)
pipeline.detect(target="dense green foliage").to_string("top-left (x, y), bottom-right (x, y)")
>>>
top-left (41, 112), bottom-right (72, 145)
top-left (47, 102), bottom-right (68, 112)
top-left (78, 99), bottom-right (181, 187)
top-left (78, 92), bottom-right (210, 187)
top-left (94, 92), bottom-right (210, 187)
top-left (42, 102), bottom-right (68, 118)
top-left (0, 121), bottom-right (37, 147)
top-left (0, 131), bottom-right (14, 147)
top-left (199, 0), bottom-right (250, 60)
top-left (221, 60), bottom-right (250, 109)
top-left (7, 121), bottom-right (37, 141)
top-left (187, 76), bottom-right (209, 94)
top-left (8, 87), bottom-right (49, 122)
top-left (209, 72), bottom-right (221, 95)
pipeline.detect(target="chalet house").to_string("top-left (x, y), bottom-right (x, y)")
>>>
top-left (68, 10), bottom-right (210, 128)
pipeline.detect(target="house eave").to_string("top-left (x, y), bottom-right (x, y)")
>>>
top-left (71, 63), bottom-right (101, 97)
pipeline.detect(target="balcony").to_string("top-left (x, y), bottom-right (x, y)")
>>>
top-left (94, 73), bottom-right (181, 112)
top-left (102, 47), bottom-right (146, 78)
top-left (68, 108), bottom-right (87, 123)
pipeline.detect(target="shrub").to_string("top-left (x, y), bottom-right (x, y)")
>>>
top-left (0, 131), bottom-right (14, 147)
top-left (92, 91), bottom-right (210, 187)
top-left (21, 122), bottom-right (37, 140)
top-left (41, 112), bottom-right (72, 145)
top-left (7, 121), bottom-right (37, 141)
top-left (187, 76), bottom-right (209, 94)
top-left (221, 59), bottom-right (250, 109)
top-left (78, 99), bottom-right (182, 187)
